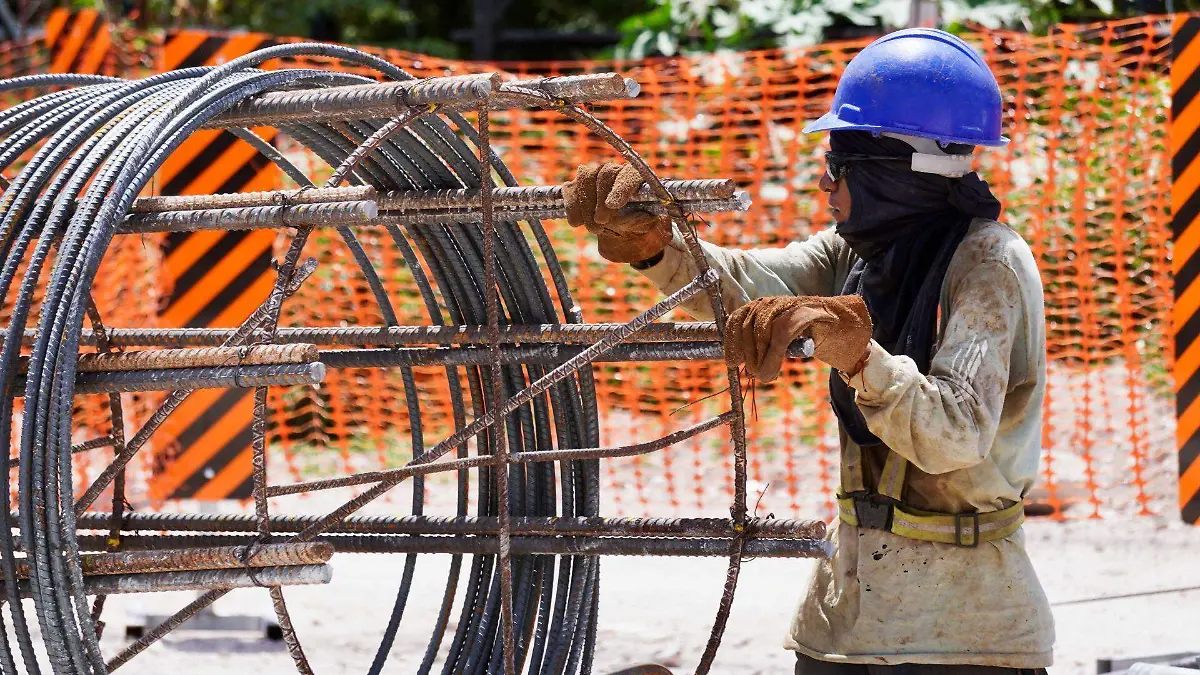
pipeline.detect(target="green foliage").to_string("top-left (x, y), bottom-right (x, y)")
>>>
top-left (617, 0), bottom-right (908, 57)
top-left (58, 0), bottom-right (1193, 61)
top-left (58, 0), bottom-right (652, 60)
top-left (613, 0), bottom-right (1164, 58)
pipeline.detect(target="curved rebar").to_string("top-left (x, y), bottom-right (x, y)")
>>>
top-left (0, 43), bottom-right (825, 675)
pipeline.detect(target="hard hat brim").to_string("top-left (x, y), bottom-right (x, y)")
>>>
top-left (802, 111), bottom-right (1010, 147)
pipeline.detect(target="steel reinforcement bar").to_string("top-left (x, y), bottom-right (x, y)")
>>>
top-left (51, 322), bottom-right (814, 349)
top-left (73, 535), bottom-right (830, 558)
top-left (206, 72), bottom-right (639, 128)
top-left (0, 45), bottom-right (824, 675)
top-left (74, 514), bottom-right (827, 540)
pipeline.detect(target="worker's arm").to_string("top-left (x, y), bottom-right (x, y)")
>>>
top-left (846, 259), bottom-right (1025, 474)
top-left (636, 227), bottom-right (847, 320)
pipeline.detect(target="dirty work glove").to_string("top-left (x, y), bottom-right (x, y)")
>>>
top-left (724, 295), bottom-right (873, 382)
top-left (562, 162), bottom-right (672, 264)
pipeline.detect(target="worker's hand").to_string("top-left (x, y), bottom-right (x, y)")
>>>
top-left (562, 162), bottom-right (672, 264)
top-left (724, 295), bottom-right (873, 382)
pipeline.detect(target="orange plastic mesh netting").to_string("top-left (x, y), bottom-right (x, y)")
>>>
top-left (18, 14), bottom-right (1179, 520)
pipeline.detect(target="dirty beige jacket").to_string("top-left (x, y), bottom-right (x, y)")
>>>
top-left (638, 219), bottom-right (1055, 667)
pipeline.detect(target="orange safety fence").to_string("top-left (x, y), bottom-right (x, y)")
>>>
top-left (7, 11), bottom-right (1180, 521)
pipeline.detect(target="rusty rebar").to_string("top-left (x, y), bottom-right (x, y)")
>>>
top-left (74, 514), bottom-right (827, 540)
top-left (207, 73), bottom-right (639, 129)
top-left (374, 195), bottom-right (750, 226)
top-left (316, 339), bottom-right (812, 370)
top-left (479, 102), bottom-right (517, 675)
top-left (1, 564), bottom-right (332, 600)
top-left (74, 535), bottom-right (828, 558)
top-left (377, 179), bottom-right (736, 210)
top-left (117, 193), bottom-right (749, 235)
top-left (44, 321), bottom-right (743, 348)
top-left (129, 185), bottom-right (376, 213)
top-left (23, 361), bottom-right (327, 395)
top-left (118, 200), bottom-right (378, 234)
top-left (8, 435), bottom-right (121, 469)
top-left (19, 343), bottom-right (318, 374)
top-left (207, 74), bottom-right (500, 128)
top-left (12, 543), bottom-right (332, 576)
top-left (506, 73), bottom-right (639, 100)
top-left (121, 178), bottom-right (735, 218)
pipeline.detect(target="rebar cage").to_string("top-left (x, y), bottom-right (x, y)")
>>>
top-left (0, 44), bottom-right (827, 675)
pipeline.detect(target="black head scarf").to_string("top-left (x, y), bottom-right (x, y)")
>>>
top-left (827, 131), bottom-right (1002, 448)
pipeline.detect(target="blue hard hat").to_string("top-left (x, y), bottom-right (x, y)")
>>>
top-left (804, 28), bottom-right (1007, 147)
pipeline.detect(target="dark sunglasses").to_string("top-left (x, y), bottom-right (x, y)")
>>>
top-left (824, 151), bottom-right (910, 182)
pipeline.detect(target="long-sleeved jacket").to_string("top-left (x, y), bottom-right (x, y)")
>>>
top-left (637, 219), bottom-right (1055, 667)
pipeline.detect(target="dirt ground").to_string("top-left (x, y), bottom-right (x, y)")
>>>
top-left (76, 515), bottom-right (1198, 675)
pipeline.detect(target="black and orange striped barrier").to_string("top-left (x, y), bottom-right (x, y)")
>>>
top-left (41, 13), bottom-right (284, 501)
top-left (1175, 15), bottom-right (1200, 525)
top-left (43, 9), bottom-right (112, 76)
top-left (146, 30), bottom-right (282, 502)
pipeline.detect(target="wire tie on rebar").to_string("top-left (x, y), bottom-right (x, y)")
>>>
top-left (282, 184), bottom-right (312, 228)
top-left (238, 540), bottom-right (269, 588)
top-left (729, 507), bottom-right (763, 562)
top-left (233, 351), bottom-right (249, 388)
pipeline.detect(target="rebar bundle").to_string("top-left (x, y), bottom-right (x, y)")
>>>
top-left (0, 46), bottom-right (825, 675)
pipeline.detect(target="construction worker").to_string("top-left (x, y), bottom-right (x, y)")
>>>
top-left (563, 28), bottom-right (1054, 673)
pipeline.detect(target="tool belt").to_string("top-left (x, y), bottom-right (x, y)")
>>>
top-left (836, 493), bottom-right (1024, 547)
top-left (839, 441), bottom-right (1024, 547)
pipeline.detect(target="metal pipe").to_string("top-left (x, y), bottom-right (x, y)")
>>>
top-left (74, 513), bottom-right (827, 540)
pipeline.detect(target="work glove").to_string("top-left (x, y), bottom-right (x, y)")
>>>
top-left (724, 295), bottom-right (873, 382)
top-left (562, 162), bottom-right (672, 264)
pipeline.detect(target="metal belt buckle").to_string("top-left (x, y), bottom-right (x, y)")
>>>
top-left (954, 512), bottom-right (980, 547)
top-left (854, 497), bottom-right (893, 531)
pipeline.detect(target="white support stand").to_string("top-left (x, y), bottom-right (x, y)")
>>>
top-left (123, 500), bottom-right (282, 641)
